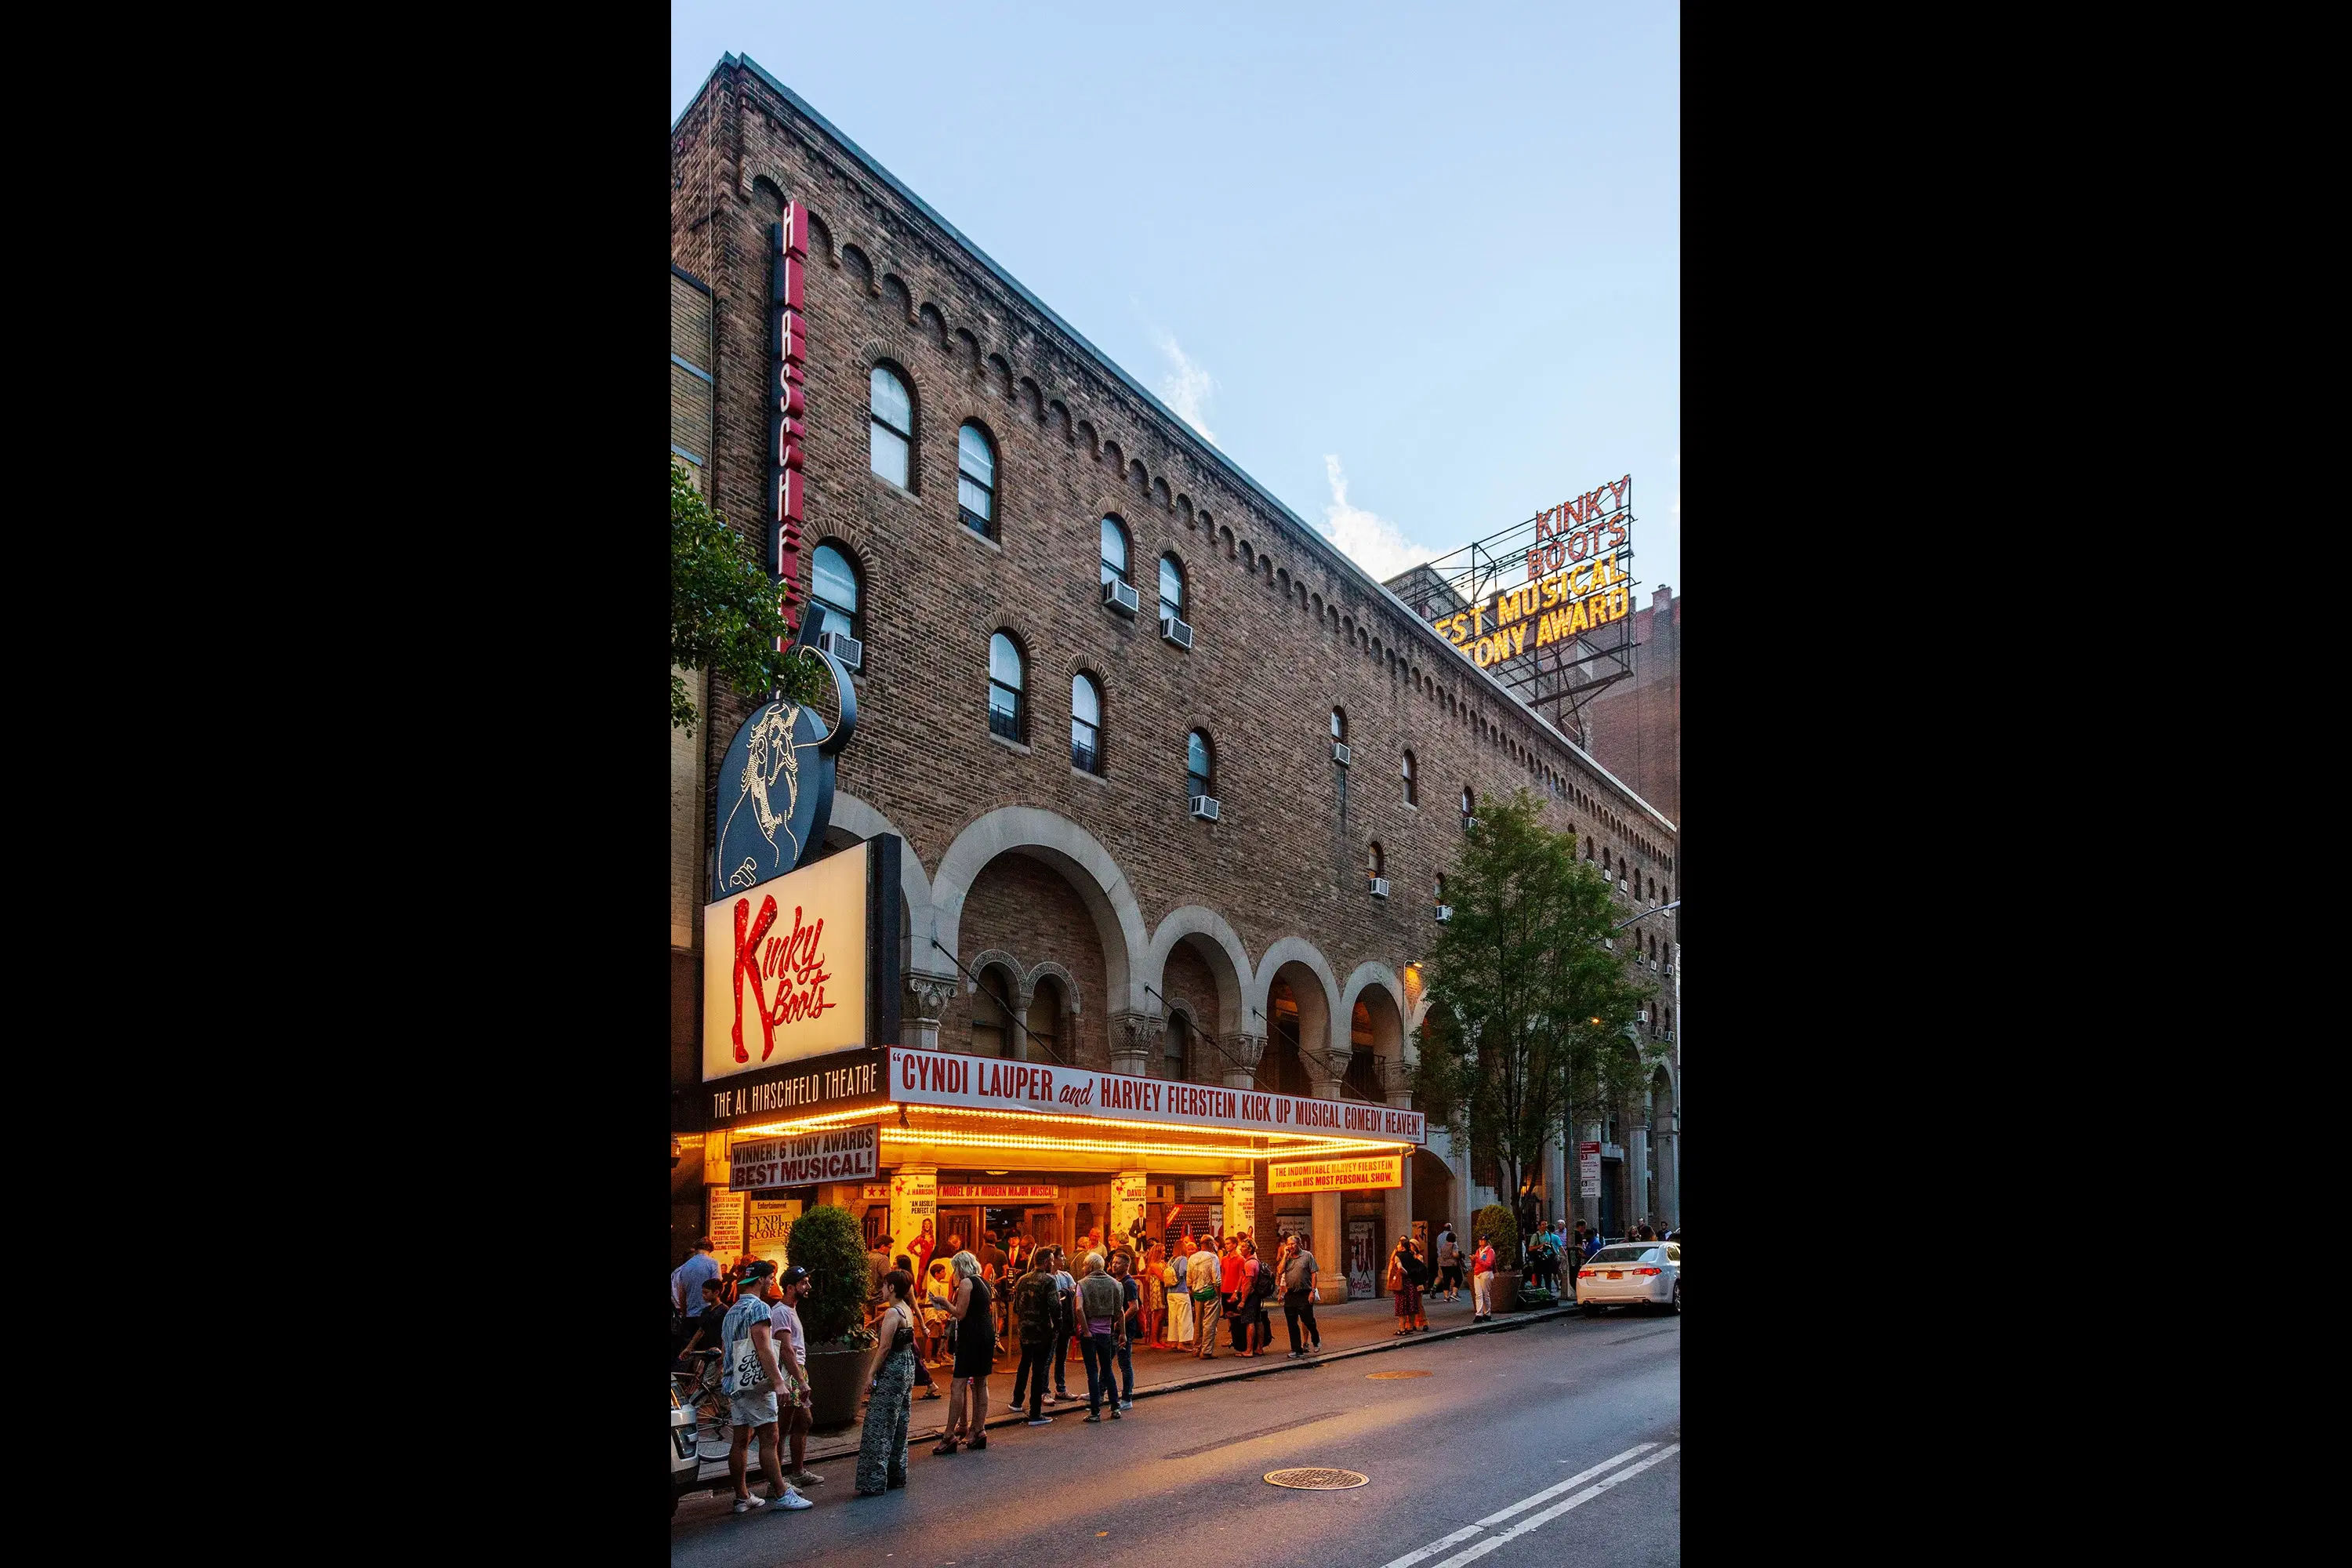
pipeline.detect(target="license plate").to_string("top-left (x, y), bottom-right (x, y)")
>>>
top-left (1606, 1271), bottom-right (1623, 1279)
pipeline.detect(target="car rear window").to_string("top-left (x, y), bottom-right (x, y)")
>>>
top-left (1590, 1246), bottom-right (1661, 1264)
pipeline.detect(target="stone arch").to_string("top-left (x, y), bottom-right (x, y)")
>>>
top-left (931, 807), bottom-right (1151, 1015)
top-left (1102, 438), bottom-right (1124, 474)
top-left (880, 272), bottom-right (913, 323)
top-left (1196, 507), bottom-right (1213, 535)
top-left (1075, 419), bottom-right (1100, 459)
top-left (985, 352), bottom-right (1013, 399)
top-left (1176, 493), bottom-right (1192, 525)
top-left (1018, 376), bottom-right (1044, 423)
top-left (1142, 905), bottom-right (1253, 1038)
top-left (964, 946), bottom-right (1026, 1000)
top-left (1152, 476), bottom-right (1171, 510)
top-left (1219, 524), bottom-right (1235, 559)
top-left (1337, 961), bottom-right (1407, 1095)
top-left (1024, 957), bottom-right (1083, 1017)
top-left (1128, 458), bottom-right (1149, 495)
top-left (840, 243), bottom-right (875, 296)
top-left (952, 327), bottom-right (981, 377)
top-left (805, 212), bottom-right (836, 266)
top-left (829, 791), bottom-right (935, 978)
top-left (750, 174), bottom-right (786, 217)
top-left (1249, 937), bottom-right (1340, 1038)
top-left (1255, 937), bottom-right (1339, 1098)
top-left (1048, 399), bottom-right (1073, 442)
top-left (918, 301), bottom-right (949, 351)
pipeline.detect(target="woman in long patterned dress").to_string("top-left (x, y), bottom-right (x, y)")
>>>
top-left (855, 1269), bottom-right (921, 1496)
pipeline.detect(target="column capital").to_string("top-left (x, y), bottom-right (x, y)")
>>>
top-left (904, 970), bottom-right (958, 1022)
top-left (1109, 1008), bottom-right (1161, 1076)
top-left (1221, 1032), bottom-right (1266, 1091)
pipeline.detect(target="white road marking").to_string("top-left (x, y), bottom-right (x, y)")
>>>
top-left (1429, 1444), bottom-right (1681, 1566)
top-left (1376, 1444), bottom-right (1657, 1568)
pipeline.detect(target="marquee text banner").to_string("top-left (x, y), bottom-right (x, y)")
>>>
top-left (1266, 1153), bottom-right (1406, 1194)
top-left (887, 1047), bottom-right (1425, 1145)
top-left (730, 1124), bottom-right (880, 1191)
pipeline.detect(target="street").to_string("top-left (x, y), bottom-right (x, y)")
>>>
top-left (671, 1308), bottom-right (1679, 1567)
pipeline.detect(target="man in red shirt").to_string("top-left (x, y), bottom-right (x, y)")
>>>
top-left (1220, 1236), bottom-right (1249, 1353)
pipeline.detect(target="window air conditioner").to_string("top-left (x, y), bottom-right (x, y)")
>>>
top-left (1462, 815), bottom-right (1480, 830)
top-left (1368, 877), bottom-right (1389, 898)
top-left (818, 630), bottom-right (863, 673)
top-left (1160, 614), bottom-right (1193, 648)
top-left (1189, 795), bottom-right (1221, 822)
top-left (1104, 579), bottom-right (1140, 615)
top-left (1435, 904), bottom-right (1453, 922)
top-left (1332, 742), bottom-right (1352, 766)
top-left (1637, 1009), bottom-right (1649, 1023)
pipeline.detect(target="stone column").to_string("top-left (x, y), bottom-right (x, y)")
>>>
top-left (1653, 1123), bottom-right (1677, 1229)
top-left (1628, 1126), bottom-right (1652, 1232)
top-left (1221, 1033), bottom-right (1266, 1092)
top-left (902, 972), bottom-right (956, 1052)
top-left (1108, 1010), bottom-right (1160, 1078)
top-left (1311, 1191), bottom-right (1345, 1299)
top-left (1544, 1138), bottom-right (1566, 1229)
top-left (1319, 1047), bottom-right (1349, 1102)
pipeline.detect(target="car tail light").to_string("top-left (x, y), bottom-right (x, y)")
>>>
top-left (1578, 1269), bottom-right (1595, 1279)
top-left (1635, 1267), bottom-right (1662, 1276)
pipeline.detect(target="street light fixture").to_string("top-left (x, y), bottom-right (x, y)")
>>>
top-left (1612, 898), bottom-right (1679, 933)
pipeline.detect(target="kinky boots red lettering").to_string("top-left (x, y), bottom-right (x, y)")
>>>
top-left (730, 895), bottom-right (840, 1062)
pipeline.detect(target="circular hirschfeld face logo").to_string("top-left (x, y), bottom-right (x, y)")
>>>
top-left (712, 697), bottom-right (832, 898)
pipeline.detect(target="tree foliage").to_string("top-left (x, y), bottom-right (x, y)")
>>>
top-left (670, 459), bottom-right (826, 737)
top-left (1411, 789), bottom-right (1664, 1254)
top-left (783, 1203), bottom-right (874, 1348)
top-left (1474, 1203), bottom-right (1519, 1265)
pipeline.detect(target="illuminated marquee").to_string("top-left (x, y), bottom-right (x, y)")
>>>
top-left (1431, 474), bottom-right (1634, 670)
top-left (1265, 1153), bottom-right (1405, 1194)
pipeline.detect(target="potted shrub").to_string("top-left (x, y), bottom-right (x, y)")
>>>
top-left (784, 1203), bottom-right (877, 1430)
top-left (1475, 1203), bottom-right (1523, 1313)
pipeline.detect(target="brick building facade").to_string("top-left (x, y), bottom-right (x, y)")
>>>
top-left (668, 53), bottom-right (1681, 1272)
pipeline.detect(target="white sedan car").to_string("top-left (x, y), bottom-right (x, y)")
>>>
top-left (1576, 1241), bottom-right (1680, 1314)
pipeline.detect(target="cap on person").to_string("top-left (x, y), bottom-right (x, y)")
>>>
top-left (738, 1259), bottom-right (777, 1283)
top-left (778, 1265), bottom-right (811, 1289)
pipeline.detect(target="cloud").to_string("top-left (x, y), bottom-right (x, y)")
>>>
top-left (1154, 333), bottom-right (1217, 444)
top-left (1319, 455), bottom-right (1436, 583)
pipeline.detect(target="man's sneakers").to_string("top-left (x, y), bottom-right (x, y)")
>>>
top-left (1108, 1406), bottom-right (1122, 1420)
top-left (1117, 1399), bottom-right (1134, 1411)
top-left (1083, 1412), bottom-right (1102, 1422)
top-left (733, 1496), bottom-right (767, 1514)
top-left (783, 1469), bottom-right (824, 1487)
top-left (769, 1488), bottom-right (813, 1511)
top-left (1025, 1416), bottom-right (1053, 1427)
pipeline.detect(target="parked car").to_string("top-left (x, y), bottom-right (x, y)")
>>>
top-left (670, 1380), bottom-right (705, 1513)
top-left (1577, 1241), bottom-right (1680, 1314)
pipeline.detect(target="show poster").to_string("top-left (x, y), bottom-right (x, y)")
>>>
top-left (1222, 1177), bottom-right (1254, 1242)
top-left (1346, 1218), bottom-right (1377, 1300)
top-left (890, 1167), bottom-right (938, 1293)
top-left (1111, 1174), bottom-right (1148, 1251)
top-left (707, 1186), bottom-right (746, 1273)
top-left (746, 1197), bottom-right (804, 1270)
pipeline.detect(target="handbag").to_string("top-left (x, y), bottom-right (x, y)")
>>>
top-left (724, 1313), bottom-right (771, 1397)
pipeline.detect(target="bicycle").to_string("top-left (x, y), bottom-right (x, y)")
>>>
top-left (672, 1348), bottom-right (733, 1461)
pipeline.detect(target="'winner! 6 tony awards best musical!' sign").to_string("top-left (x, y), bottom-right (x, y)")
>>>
top-left (730, 1124), bottom-right (880, 1191)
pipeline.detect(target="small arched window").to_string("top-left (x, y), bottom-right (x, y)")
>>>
top-left (1070, 672), bottom-right (1103, 775)
top-left (1401, 749), bottom-right (1417, 804)
top-left (811, 542), bottom-right (860, 640)
top-left (1367, 840), bottom-right (1385, 879)
top-left (1025, 977), bottom-right (1062, 1065)
top-left (956, 423), bottom-right (996, 536)
top-left (988, 631), bottom-right (1025, 742)
top-left (1330, 707), bottom-right (1347, 742)
top-left (1163, 1012), bottom-right (1189, 1081)
top-left (1100, 516), bottom-right (1131, 589)
top-left (1461, 786), bottom-right (1476, 820)
top-left (971, 964), bottom-right (1015, 1058)
top-left (1434, 873), bottom-right (1446, 905)
top-left (869, 365), bottom-right (913, 488)
top-left (1158, 554), bottom-right (1185, 622)
top-left (1186, 729), bottom-right (1214, 800)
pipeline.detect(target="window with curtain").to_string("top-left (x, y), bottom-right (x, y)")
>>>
top-left (956, 423), bottom-right (995, 536)
top-left (869, 365), bottom-right (913, 487)
top-left (988, 631), bottom-right (1024, 742)
top-left (1402, 749), bottom-right (1417, 804)
top-left (1071, 673), bottom-right (1102, 774)
top-left (1100, 516), bottom-right (1130, 589)
top-left (1186, 730), bottom-right (1213, 800)
top-left (1158, 554), bottom-right (1185, 621)
top-left (1368, 840), bottom-right (1385, 879)
top-left (811, 542), bottom-right (860, 639)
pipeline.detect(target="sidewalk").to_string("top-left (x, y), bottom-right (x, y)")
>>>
top-left (692, 1285), bottom-right (1581, 1481)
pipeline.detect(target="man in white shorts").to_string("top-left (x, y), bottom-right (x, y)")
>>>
top-left (719, 1261), bottom-right (814, 1515)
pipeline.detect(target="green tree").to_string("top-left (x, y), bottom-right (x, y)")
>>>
top-left (782, 1203), bottom-right (875, 1348)
top-left (670, 459), bottom-right (824, 737)
top-left (1411, 788), bottom-right (1661, 1256)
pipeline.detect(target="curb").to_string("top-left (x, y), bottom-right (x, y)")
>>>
top-left (697, 1303), bottom-right (1586, 1479)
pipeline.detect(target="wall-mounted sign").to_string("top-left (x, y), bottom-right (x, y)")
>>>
top-left (746, 1196), bottom-right (803, 1269)
top-left (700, 1044), bottom-right (888, 1134)
top-left (1580, 1141), bottom-right (1602, 1194)
top-left (730, 1123), bottom-right (880, 1191)
top-left (702, 838), bottom-right (901, 1098)
top-left (889, 1167), bottom-right (938, 1285)
top-left (706, 1186), bottom-right (746, 1272)
top-left (1345, 1218), bottom-right (1378, 1300)
top-left (1266, 1154), bottom-right (1405, 1195)
top-left (938, 1181), bottom-right (1059, 1201)
top-left (886, 1047), bottom-right (1425, 1145)
top-left (1224, 1176), bottom-right (1255, 1239)
top-left (770, 204), bottom-right (810, 637)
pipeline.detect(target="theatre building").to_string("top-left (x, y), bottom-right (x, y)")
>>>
top-left (667, 53), bottom-right (1682, 1286)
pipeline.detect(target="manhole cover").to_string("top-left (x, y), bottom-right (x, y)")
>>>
top-left (1265, 1468), bottom-right (1370, 1490)
top-left (1365, 1370), bottom-right (1432, 1380)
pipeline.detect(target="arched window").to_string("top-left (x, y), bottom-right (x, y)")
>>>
top-left (1401, 748), bottom-right (1417, 804)
top-left (1461, 786), bottom-right (1476, 820)
top-left (810, 542), bottom-right (860, 640)
top-left (1158, 553), bottom-right (1185, 622)
top-left (1025, 977), bottom-right (1062, 1065)
top-left (1100, 515), bottom-right (1131, 589)
top-left (1330, 707), bottom-right (1347, 742)
top-left (1434, 873), bottom-right (1446, 906)
top-left (1070, 672), bottom-right (1103, 774)
top-left (1367, 840), bottom-right (1385, 879)
top-left (1186, 730), bottom-right (1214, 800)
top-left (988, 631), bottom-right (1025, 742)
top-left (971, 964), bottom-right (1015, 1058)
top-left (1163, 1012), bottom-right (1189, 1080)
top-left (956, 423), bottom-right (996, 536)
top-left (869, 365), bottom-right (913, 488)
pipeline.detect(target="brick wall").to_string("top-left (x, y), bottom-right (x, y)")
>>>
top-left (670, 60), bottom-right (1678, 1081)
top-left (1581, 585), bottom-right (1679, 829)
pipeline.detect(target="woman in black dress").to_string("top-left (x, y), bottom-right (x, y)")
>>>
top-left (933, 1250), bottom-right (996, 1454)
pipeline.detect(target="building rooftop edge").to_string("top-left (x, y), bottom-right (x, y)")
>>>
top-left (677, 54), bottom-right (1676, 842)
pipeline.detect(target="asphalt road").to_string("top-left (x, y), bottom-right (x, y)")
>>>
top-left (672, 1306), bottom-right (1679, 1567)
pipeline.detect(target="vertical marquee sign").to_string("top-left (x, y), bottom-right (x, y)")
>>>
top-left (771, 203), bottom-right (810, 642)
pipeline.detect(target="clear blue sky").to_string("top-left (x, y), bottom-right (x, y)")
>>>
top-left (673, 2), bottom-right (1680, 599)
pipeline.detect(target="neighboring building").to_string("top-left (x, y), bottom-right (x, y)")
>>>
top-left (667, 53), bottom-right (1681, 1269)
top-left (1581, 584), bottom-right (1679, 827)
top-left (670, 263), bottom-right (717, 1263)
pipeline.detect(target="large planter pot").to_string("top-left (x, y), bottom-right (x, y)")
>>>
top-left (1494, 1270), bottom-right (1523, 1313)
top-left (804, 1341), bottom-right (877, 1431)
